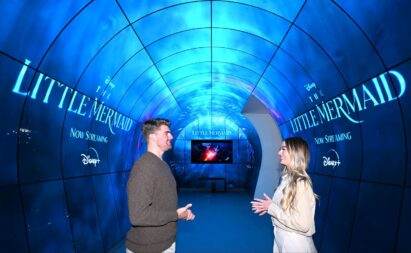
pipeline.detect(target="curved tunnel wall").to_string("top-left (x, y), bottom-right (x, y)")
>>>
top-left (1, 1), bottom-right (411, 252)
top-left (243, 95), bottom-right (282, 199)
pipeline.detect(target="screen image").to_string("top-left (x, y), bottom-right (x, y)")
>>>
top-left (191, 140), bottom-right (233, 164)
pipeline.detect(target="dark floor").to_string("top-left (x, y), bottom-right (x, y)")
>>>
top-left (176, 189), bottom-right (273, 253)
top-left (112, 189), bottom-right (273, 253)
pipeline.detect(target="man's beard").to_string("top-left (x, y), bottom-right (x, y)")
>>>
top-left (165, 142), bottom-right (172, 150)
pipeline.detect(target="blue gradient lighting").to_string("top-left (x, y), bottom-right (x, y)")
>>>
top-left (1, 1), bottom-right (411, 252)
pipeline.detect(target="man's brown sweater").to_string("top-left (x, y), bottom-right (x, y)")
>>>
top-left (126, 152), bottom-right (178, 253)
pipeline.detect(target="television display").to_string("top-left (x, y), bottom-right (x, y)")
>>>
top-left (191, 140), bottom-right (233, 164)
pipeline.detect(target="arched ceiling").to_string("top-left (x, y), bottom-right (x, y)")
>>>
top-left (2, 0), bottom-right (411, 131)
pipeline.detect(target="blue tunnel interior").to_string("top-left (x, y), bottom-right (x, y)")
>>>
top-left (1, 1), bottom-right (411, 252)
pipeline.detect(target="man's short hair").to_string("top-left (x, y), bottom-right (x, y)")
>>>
top-left (142, 118), bottom-right (171, 142)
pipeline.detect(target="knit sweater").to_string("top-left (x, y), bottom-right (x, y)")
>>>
top-left (126, 152), bottom-right (178, 253)
top-left (268, 175), bottom-right (316, 236)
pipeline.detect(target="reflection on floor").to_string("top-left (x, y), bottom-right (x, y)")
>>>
top-left (111, 189), bottom-right (274, 253)
top-left (176, 189), bottom-right (273, 253)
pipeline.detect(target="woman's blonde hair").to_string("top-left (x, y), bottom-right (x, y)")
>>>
top-left (280, 137), bottom-right (315, 210)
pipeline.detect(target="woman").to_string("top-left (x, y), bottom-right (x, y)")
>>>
top-left (251, 137), bottom-right (317, 253)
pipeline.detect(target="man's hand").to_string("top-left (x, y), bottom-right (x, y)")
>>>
top-left (177, 203), bottom-right (195, 220)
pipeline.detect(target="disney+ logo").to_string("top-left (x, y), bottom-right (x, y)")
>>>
top-left (81, 147), bottom-right (100, 167)
top-left (322, 149), bottom-right (341, 168)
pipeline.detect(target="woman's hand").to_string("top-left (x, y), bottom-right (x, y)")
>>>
top-left (250, 193), bottom-right (273, 216)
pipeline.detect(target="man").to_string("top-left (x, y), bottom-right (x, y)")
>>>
top-left (126, 118), bottom-right (195, 253)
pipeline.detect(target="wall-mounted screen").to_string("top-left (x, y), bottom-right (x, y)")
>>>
top-left (191, 140), bottom-right (233, 164)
